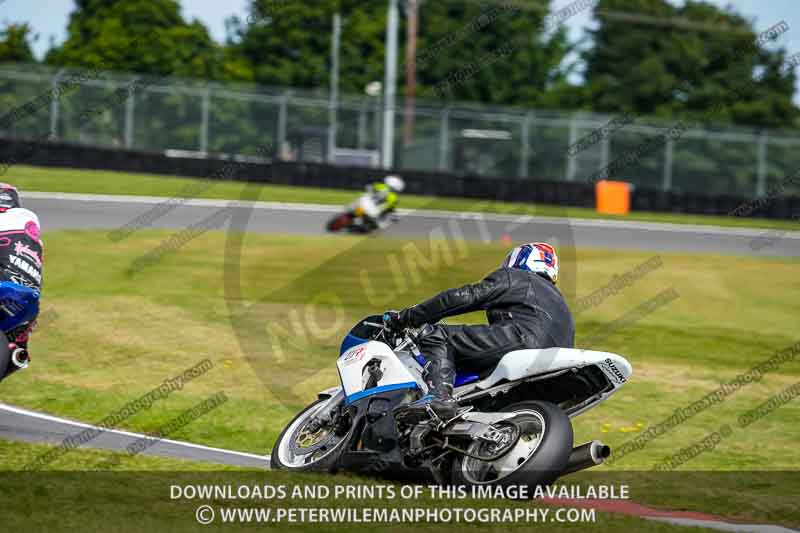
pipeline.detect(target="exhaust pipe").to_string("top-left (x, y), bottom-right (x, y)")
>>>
top-left (11, 348), bottom-right (29, 369)
top-left (562, 440), bottom-right (611, 475)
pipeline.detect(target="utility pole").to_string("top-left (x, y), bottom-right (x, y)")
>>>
top-left (403, 0), bottom-right (419, 146)
top-left (382, 0), bottom-right (399, 169)
top-left (328, 12), bottom-right (342, 164)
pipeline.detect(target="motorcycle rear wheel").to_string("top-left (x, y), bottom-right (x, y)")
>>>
top-left (271, 398), bottom-right (350, 472)
top-left (0, 343), bottom-right (9, 383)
top-left (450, 400), bottom-right (572, 493)
top-left (0, 341), bottom-right (16, 383)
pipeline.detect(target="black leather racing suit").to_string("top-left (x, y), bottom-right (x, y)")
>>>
top-left (398, 267), bottom-right (575, 398)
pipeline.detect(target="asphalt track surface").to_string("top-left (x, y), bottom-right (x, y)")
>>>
top-left (0, 403), bottom-right (270, 469)
top-left (23, 192), bottom-right (800, 256)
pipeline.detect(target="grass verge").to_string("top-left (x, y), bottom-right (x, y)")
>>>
top-left (0, 228), bottom-right (796, 526)
top-left (0, 439), bottom-right (701, 533)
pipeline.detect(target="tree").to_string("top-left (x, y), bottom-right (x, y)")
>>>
top-left (582, 0), bottom-right (798, 128)
top-left (227, 0), bottom-right (571, 106)
top-left (0, 23), bottom-right (37, 63)
top-left (226, 1), bottom-right (386, 92)
top-left (44, 0), bottom-right (222, 79)
top-left (415, 0), bottom-right (571, 106)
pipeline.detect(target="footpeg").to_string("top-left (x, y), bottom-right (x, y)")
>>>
top-left (425, 404), bottom-right (440, 422)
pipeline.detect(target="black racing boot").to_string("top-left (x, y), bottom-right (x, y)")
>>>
top-left (395, 357), bottom-right (458, 424)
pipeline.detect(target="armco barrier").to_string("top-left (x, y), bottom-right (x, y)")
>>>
top-left (1, 136), bottom-right (797, 220)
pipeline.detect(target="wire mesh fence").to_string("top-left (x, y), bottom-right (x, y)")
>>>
top-left (2, 62), bottom-right (799, 197)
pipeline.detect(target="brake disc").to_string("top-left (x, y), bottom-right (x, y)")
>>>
top-left (289, 418), bottom-right (337, 456)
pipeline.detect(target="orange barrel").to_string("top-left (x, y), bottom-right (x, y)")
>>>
top-left (595, 180), bottom-right (631, 215)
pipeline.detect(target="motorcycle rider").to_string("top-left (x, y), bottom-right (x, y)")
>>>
top-left (384, 242), bottom-right (574, 421)
top-left (0, 183), bottom-right (42, 381)
top-left (363, 175), bottom-right (405, 230)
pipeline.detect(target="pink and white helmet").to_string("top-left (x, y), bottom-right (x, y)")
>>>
top-left (502, 242), bottom-right (559, 284)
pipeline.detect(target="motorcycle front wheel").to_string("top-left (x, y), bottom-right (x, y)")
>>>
top-left (326, 213), bottom-right (353, 232)
top-left (271, 398), bottom-right (351, 472)
top-left (450, 401), bottom-right (572, 493)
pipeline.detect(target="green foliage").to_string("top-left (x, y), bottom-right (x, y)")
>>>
top-left (44, 0), bottom-right (222, 79)
top-left (224, 0), bottom-right (571, 106)
top-left (2, 0), bottom-right (798, 137)
top-left (413, 0), bottom-right (571, 106)
top-left (0, 23), bottom-right (37, 63)
top-left (225, 1), bottom-right (386, 93)
top-left (582, 0), bottom-right (798, 128)
top-left (0, 24), bottom-right (45, 140)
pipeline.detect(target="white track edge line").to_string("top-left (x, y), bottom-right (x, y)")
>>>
top-left (5, 404), bottom-right (798, 530)
top-left (25, 191), bottom-right (800, 239)
top-left (0, 403), bottom-right (270, 462)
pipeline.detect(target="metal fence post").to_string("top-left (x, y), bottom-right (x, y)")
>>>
top-left (328, 13), bottom-right (341, 164)
top-left (519, 112), bottom-right (531, 179)
top-left (124, 80), bottom-right (135, 149)
top-left (199, 87), bottom-right (210, 154)
top-left (565, 116), bottom-right (577, 182)
top-left (662, 137), bottom-right (674, 191)
top-left (374, 97), bottom-right (382, 151)
top-left (357, 101), bottom-right (367, 149)
top-left (381, 0), bottom-right (399, 169)
top-left (49, 70), bottom-right (64, 140)
top-left (438, 108), bottom-right (450, 172)
top-left (756, 131), bottom-right (767, 197)
top-left (277, 92), bottom-right (289, 157)
top-left (10, 64), bottom-right (800, 187)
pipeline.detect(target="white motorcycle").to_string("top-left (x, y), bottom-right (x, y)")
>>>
top-left (272, 315), bottom-right (632, 489)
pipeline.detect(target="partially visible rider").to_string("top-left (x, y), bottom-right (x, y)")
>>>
top-left (363, 175), bottom-right (405, 230)
top-left (384, 243), bottom-right (574, 422)
top-left (0, 183), bottom-right (42, 381)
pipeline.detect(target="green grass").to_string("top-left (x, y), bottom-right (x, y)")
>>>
top-left (0, 440), bottom-right (705, 533)
top-left (0, 228), bottom-right (798, 527)
top-left (0, 437), bottom-right (247, 472)
top-left (11, 164), bottom-right (800, 230)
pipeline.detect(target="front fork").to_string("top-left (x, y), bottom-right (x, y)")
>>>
top-left (306, 389), bottom-right (345, 433)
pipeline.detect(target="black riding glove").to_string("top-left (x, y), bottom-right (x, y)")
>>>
top-left (382, 310), bottom-right (406, 332)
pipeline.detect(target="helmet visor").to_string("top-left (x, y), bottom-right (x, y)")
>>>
top-left (0, 186), bottom-right (20, 211)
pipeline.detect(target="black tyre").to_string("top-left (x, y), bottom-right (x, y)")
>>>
top-left (271, 398), bottom-right (351, 472)
top-left (0, 342), bottom-right (11, 383)
top-left (450, 401), bottom-right (573, 493)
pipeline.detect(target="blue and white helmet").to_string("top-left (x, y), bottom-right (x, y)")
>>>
top-left (502, 242), bottom-right (559, 284)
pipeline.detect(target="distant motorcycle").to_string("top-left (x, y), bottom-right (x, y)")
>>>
top-left (272, 315), bottom-right (632, 490)
top-left (326, 194), bottom-right (395, 234)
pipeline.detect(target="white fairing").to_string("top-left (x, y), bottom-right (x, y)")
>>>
top-left (325, 342), bottom-right (631, 414)
top-left (351, 195), bottom-right (381, 218)
top-left (471, 347), bottom-right (632, 392)
top-left (337, 341), bottom-right (421, 403)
